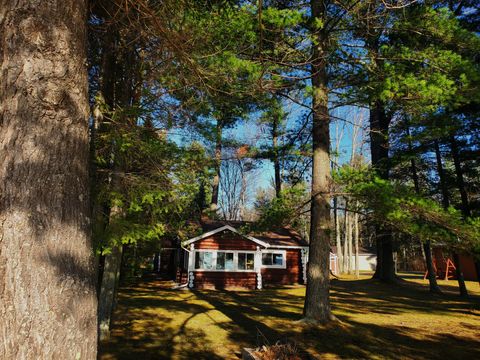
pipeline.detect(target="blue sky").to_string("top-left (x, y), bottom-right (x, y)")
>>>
top-left (169, 103), bottom-right (370, 208)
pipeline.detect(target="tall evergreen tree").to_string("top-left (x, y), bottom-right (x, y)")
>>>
top-left (303, 0), bottom-right (336, 323)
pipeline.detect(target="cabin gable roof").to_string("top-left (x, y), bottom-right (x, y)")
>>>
top-left (183, 220), bottom-right (309, 249)
top-left (183, 225), bottom-right (271, 248)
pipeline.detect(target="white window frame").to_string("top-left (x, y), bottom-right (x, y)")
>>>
top-left (193, 249), bottom-right (257, 272)
top-left (261, 249), bottom-right (287, 269)
top-left (194, 250), bottom-right (216, 271)
top-left (215, 251), bottom-right (235, 271)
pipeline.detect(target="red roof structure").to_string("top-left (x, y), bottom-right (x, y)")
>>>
top-left (198, 218), bottom-right (308, 248)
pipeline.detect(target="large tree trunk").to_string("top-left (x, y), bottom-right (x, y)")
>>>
top-left (210, 121), bottom-right (223, 210)
top-left (369, 101), bottom-right (395, 282)
top-left (303, 0), bottom-right (335, 323)
top-left (0, 1), bottom-right (97, 358)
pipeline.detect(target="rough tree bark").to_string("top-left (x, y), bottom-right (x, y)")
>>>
top-left (0, 1), bottom-right (97, 358)
top-left (303, 0), bottom-right (335, 323)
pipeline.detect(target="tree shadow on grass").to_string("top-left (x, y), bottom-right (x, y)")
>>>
top-left (330, 278), bottom-right (480, 317)
top-left (100, 279), bottom-right (480, 360)
top-left (193, 290), bottom-right (315, 359)
top-left (195, 281), bottom-right (480, 359)
top-left (99, 282), bottom-right (226, 360)
top-left (298, 315), bottom-right (480, 359)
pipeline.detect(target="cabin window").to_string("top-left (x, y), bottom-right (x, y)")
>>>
top-left (238, 253), bottom-right (254, 270)
top-left (261, 250), bottom-right (286, 268)
top-left (216, 252), bottom-right (234, 270)
top-left (195, 251), bottom-right (214, 270)
top-left (193, 250), bottom-right (256, 271)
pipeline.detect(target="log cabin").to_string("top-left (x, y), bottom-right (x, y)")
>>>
top-left (175, 220), bottom-right (315, 290)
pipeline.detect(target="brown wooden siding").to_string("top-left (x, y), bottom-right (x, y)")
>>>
top-left (178, 230), bottom-right (306, 288)
top-left (176, 267), bottom-right (188, 284)
top-left (459, 254), bottom-right (478, 281)
top-left (194, 271), bottom-right (257, 289)
top-left (195, 232), bottom-right (258, 251)
top-left (261, 249), bottom-right (302, 286)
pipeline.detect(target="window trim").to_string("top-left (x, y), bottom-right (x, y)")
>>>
top-left (215, 251), bottom-right (235, 271)
top-left (261, 249), bottom-right (287, 269)
top-left (237, 252), bottom-right (255, 271)
top-left (193, 249), bottom-right (257, 272)
top-left (194, 250), bottom-right (216, 271)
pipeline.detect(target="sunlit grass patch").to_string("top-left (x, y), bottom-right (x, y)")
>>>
top-left (100, 274), bottom-right (480, 360)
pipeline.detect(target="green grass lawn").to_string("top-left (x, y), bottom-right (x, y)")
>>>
top-left (99, 273), bottom-right (480, 360)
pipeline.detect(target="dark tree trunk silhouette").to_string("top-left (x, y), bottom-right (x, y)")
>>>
top-left (449, 135), bottom-right (471, 217)
top-left (369, 100), bottom-right (395, 282)
top-left (211, 121), bottom-right (223, 210)
top-left (94, 18), bottom-right (123, 340)
top-left (434, 139), bottom-right (468, 297)
top-left (96, 29), bottom-right (143, 338)
top-left (449, 135), bottom-right (471, 297)
top-left (0, 1), bottom-right (97, 357)
top-left (272, 116), bottom-right (282, 197)
top-left (407, 126), bottom-right (441, 293)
